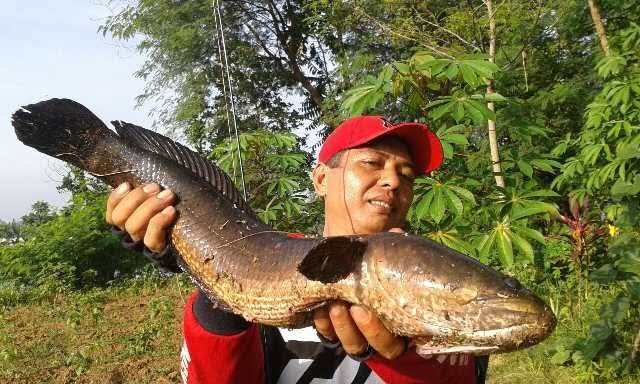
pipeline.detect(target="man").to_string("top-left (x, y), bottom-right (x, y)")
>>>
top-left (106, 116), bottom-right (486, 383)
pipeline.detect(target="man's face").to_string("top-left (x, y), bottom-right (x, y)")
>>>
top-left (313, 137), bottom-right (416, 236)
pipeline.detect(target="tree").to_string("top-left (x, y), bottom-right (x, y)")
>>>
top-left (483, 0), bottom-right (505, 188)
top-left (20, 201), bottom-right (56, 227)
top-left (101, 0), bottom-right (333, 150)
top-left (0, 220), bottom-right (22, 244)
top-left (588, 0), bottom-right (611, 56)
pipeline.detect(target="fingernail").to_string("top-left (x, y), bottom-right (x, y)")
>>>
top-left (162, 206), bottom-right (175, 215)
top-left (350, 306), bottom-right (371, 324)
top-left (143, 183), bottom-right (159, 193)
top-left (115, 183), bottom-right (130, 195)
top-left (157, 189), bottom-right (173, 199)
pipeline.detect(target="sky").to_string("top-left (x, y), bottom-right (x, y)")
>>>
top-left (0, 1), bottom-right (154, 221)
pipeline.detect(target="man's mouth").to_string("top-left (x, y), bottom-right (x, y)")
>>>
top-left (368, 199), bottom-right (393, 213)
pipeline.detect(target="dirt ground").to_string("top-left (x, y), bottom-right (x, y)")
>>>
top-left (0, 279), bottom-right (189, 383)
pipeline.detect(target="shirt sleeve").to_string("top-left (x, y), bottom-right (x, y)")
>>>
top-left (181, 291), bottom-right (266, 384)
top-left (365, 349), bottom-right (477, 384)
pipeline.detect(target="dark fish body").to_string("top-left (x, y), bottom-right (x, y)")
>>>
top-left (11, 99), bottom-right (556, 355)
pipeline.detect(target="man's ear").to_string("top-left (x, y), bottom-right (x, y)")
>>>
top-left (312, 163), bottom-right (328, 197)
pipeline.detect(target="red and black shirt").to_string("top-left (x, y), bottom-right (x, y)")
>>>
top-left (180, 291), bottom-right (481, 384)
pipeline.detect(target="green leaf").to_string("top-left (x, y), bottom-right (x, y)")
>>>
top-left (415, 191), bottom-right (435, 221)
top-left (517, 160), bottom-right (533, 178)
top-left (393, 62), bottom-right (411, 75)
top-left (521, 190), bottom-right (560, 198)
top-left (484, 92), bottom-right (507, 102)
top-left (441, 141), bottom-right (454, 159)
top-left (511, 202), bottom-right (557, 220)
top-left (449, 185), bottom-right (476, 204)
top-left (550, 347), bottom-right (572, 366)
top-left (517, 227), bottom-right (545, 244)
top-left (441, 133), bottom-right (469, 146)
top-left (429, 100), bottom-right (455, 120)
top-left (461, 59), bottom-right (498, 78)
top-left (430, 189), bottom-right (446, 224)
top-left (510, 231), bottom-right (534, 262)
top-left (378, 64), bottom-right (394, 82)
top-left (616, 253), bottom-right (640, 276)
top-left (589, 264), bottom-right (618, 282)
top-left (452, 102), bottom-right (465, 122)
top-left (438, 233), bottom-right (474, 255)
top-left (443, 63), bottom-right (459, 79)
top-left (496, 230), bottom-right (514, 267)
top-left (460, 64), bottom-right (479, 87)
top-left (478, 231), bottom-right (497, 259)
top-left (443, 188), bottom-right (464, 216)
top-left (611, 176), bottom-right (640, 198)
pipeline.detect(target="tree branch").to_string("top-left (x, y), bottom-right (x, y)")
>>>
top-left (411, 6), bottom-right (481, 52)
top-left (354, 7), bottom-right (456, 59)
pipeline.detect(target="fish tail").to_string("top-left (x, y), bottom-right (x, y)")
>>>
top-left (11, 98), bottom-right (119, 172)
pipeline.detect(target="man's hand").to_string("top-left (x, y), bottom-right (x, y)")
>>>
top-left (313, 227), bottom-right (408, 361)
top-left (313, 302), bottom-right (407, 360)
top-left (106, 182), bottom-right (177, 252)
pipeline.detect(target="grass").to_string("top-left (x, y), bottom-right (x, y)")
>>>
top-left (0, 274), bottom-right (192, 383)
top-left (1, 273), bottom-right (639, 383)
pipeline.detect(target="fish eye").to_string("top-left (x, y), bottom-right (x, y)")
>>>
top-left (504, 276), bottom-right (522, 291)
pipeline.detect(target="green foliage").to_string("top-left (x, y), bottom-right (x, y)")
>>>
top-left (0, 189), bottom-right (145, 295)
top-left (100, 0), bottom-right (330, 147)
top-left (19, 201), bottom-right (56, 228)
top-left (341, 52), bottom-right (499, 121)
top-left (0, 220), bottom-right (22, 245)
top-left (554, 24), bottom-right (640, 206)
top-left (211, 130), bottom-right (321, 233)
top-left (7, 0), bottom-right (637, 380)
top-left (341, 48), bottom-right (560, 269)
top-left (551, 234), bottom-right (640, 379)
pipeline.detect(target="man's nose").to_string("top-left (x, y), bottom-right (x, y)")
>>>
top-left (379, 167), bottom-right (401, 189)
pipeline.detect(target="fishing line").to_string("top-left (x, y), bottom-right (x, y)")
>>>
top-left (213, 0), bottom-right (248, 201)
top-left (342, 149), bottom-right (357, 235)
top-left (215, 230), bottom-right (291, 249)
top-left (211, 2), bottom-right (235, 181)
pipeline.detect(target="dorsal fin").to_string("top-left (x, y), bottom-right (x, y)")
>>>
top-left (111, 120), bottom-right (252, 214)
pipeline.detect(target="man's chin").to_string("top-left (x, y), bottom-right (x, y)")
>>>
top-left (354, 219), bottom-right (401, 235)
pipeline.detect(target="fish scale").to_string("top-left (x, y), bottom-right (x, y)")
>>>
top-left (11, 98), bottom-right (556, 355)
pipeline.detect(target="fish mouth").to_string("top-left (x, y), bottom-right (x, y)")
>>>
top-left (465, 296), bottom-right (557, 351)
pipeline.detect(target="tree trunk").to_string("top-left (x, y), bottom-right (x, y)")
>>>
top-left (587, 0), bottom-right (610, 56)
top-left (484, 0), bottom-right (505, 188)
top-left (632, 323), bottom-right (640, 364)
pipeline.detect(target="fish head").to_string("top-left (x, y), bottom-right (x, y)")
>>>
top-left (365, 232), bottom-right (556, 354)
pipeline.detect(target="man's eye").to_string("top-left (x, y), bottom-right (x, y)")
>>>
top-left (401, 173), bottom-right (415, 181)
top-left (399, 169), bottom-right (416, 181)
top-left (362, 160), bottom-right (380, 167)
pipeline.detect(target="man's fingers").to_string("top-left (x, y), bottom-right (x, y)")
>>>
top-left (110, 183), bottom-right (160, 229)
top-left (124, 189), bottom-right (176, 242)
top-left (144, 206), bottom-right (177, 252)
top-left (329, 302), bottom-right (368, 355)
top-left (106, 183), bottom-right (131, 224)
top-left (314, 306), bottom-right (337, 342)
top-left (388, 227), bottom-right (405, 234)
top-left (350, 305), bottom-right (406, 360)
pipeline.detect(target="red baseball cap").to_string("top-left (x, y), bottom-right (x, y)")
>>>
top-left (318, 116), bottom-right (443, 174)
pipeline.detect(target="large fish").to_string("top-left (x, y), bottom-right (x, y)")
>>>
top-left (11, 98), bottom-right (556, 355)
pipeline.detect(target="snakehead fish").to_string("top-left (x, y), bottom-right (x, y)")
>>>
top-left (11, 98), bottom-right (556, 355)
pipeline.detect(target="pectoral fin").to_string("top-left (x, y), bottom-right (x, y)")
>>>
top-left (297, 236), bottom-right (367, 283)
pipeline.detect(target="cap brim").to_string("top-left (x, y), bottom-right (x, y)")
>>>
top-left (349, 122), bottom-right (443, 174)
